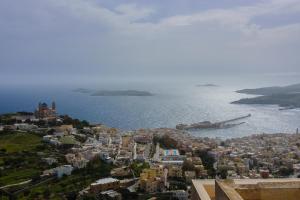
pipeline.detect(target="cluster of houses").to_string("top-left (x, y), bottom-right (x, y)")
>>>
top-left (2, 102), bottom-right (300, 199)
top-left (214, 133), bottom-right (300, 179)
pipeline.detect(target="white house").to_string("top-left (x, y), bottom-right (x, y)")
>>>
top-left (54, 165), bottom-right (74, 178)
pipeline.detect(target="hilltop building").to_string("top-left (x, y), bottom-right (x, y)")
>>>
top-left (35, 101), bottom-right (56, 119)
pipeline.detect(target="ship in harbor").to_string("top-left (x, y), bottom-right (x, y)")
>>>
top-left (176, 114), bottom-right (251, 130)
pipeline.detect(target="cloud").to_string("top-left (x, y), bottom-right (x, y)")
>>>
top-left (0, 0), bottom-right (300, 82)
top-left (114, 4), bottom-right (155, 21)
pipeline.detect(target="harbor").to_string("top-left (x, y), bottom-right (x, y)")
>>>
top-left (176, 114), bottom-right (251, 130)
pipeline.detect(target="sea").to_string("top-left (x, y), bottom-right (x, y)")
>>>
top-left (0, 74), bottom-right (300, 139)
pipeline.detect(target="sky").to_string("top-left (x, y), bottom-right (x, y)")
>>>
top-left (0, 0), bottom-right (300, 84)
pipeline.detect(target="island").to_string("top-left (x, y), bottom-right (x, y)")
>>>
top-left (236, 83), bottom-right (300, 95)
top-left (232, 83), bottom-right (300, 109)
top-left (72, 88), bottom-right (92, 93)
top-left (91, 90), bottom-right (153, 96)
top-left (73, 89), bottom-right (154, 96)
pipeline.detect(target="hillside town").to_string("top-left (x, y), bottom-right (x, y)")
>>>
top-left (0, 102), bottom-right (300, 199)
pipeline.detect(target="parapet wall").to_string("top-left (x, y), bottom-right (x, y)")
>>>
top-left (236, 187), bottom-right (300, 200)
top-left (215, 180), bottom-right (243, 200)
top-left (192, 179), bottom-right (300, 200)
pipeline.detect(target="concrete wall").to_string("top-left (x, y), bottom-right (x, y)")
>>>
top-left (235, 188), bottom-right (261, 200)
top-left (191, 180), bottom-right (215, 200)
top-left (204, 185), bottom-right (215, 200)
top-left (260, 188), bottom-right (300, 200)
top-left (215, 181), bottom-right (243, 200)
top-left (191, 183), bottom-right (202, 200)
top-left (215, 181), bottom-right (231, 200)
top-left (236, 187), bottom-right (300, 200)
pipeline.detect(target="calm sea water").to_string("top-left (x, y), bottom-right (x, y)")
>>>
top-left (1, 76), bottom-right (300, 139)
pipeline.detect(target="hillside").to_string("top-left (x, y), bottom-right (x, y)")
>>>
top-left (232, 93), bottom-right (300, 108)
top-left (236, 83), bottom-right (300, 95)
top-left (233, 83), bottom-right (300, 108)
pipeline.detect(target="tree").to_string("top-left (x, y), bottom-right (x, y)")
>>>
top-left (217, 166), bottom-right (229, 179)
top-left (195, 150), bottom-right (216, 177)
top-left (43, 187), bottom-right (51, 199)
top-left (66, 191), bottom-right (77, 200)
top-left (130, 161), bottom-right (150, 177)
top-left (278, 166), bottom-right (294, 177)
top-left (153, 134), bottom-right (178, 149)
top-left (182, 160), bottom-right (195, 172)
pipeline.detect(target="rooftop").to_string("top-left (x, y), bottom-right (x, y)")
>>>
top-left (163, 149), bottom-right (180, 156)
top-left (192, 179), bottom-right (300, 200)
top-left (91, 178), bottom-right (119, 186)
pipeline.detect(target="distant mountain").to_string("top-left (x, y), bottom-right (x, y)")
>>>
top-left (233, 83), bottom-right (300, 109)
top-left (73, 88), bottom-right (92, 93)
top-left (91, 90), bottom-right (153, 96)
top-left (196, 84), bottom-right (219, 87)
top-left (236, 83), bottom-right (300, 95)
top-left (232, 93), bottom-right (300, 108)
top-left (73, 88), bottom-right (154, 96)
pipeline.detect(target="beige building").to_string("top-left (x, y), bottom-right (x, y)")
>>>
top-left (168, 165), bottom-right (183, 178)
top-left (139, 169), bottom-right (161, 193)
top-left (191, 178), bottom-right (300, 200)
top-left (139, 168), bottom-right (163, 193)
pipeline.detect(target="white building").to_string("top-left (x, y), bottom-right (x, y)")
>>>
top-left (14, 123), bottom-right (37, 131)
top-left (54, 165), bottom-right (74, 178)
top-left (172, 190), bottom-right (188, 200)
top-left (100, 152), bottom-right (113, 163)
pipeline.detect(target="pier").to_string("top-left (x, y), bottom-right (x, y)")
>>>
top-left (176, 114), bottom-right (251, 130)
top-left (215, 114), bottom-right (251, 126)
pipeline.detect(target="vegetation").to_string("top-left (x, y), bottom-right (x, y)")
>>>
top-left (195, 150), bottom-right (216, 178)
top-left (153, 134), bottom-right (178, 149)
top-left (278, 166), bottom-right (294, 177)
top-left (182, 160), bottom-right (195, 172)
top-left (59, 136), bottom-right (78, 145)
top-left (23, 159), bottom-right (112, 200)
top-left (217, 165), bottom-right (229, 179)
top-left (60, 115), bottom-right (89, 129)
top-left (0, 113), bottom-right (18, 125)
top-left (0, 131), bottom-right (112, 199)
top-left (0, 112), bottom-right (33, 125)
top-left (0, 131), bottom-right (64, 186)
top-left (130, 161), bottom-right (150, 177)
top-left (0, 132), bottom-right (41, 153)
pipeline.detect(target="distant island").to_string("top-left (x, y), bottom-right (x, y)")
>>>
top-left (91, 90), bottom-right (153, 96)
top-left (232, 83), bottom-right (300, 109)
top-left (196, 84), bottom-right (219, 87)
top-left (236, 83), bottom-right (300, 95)
top-left (73, 88), bottom-right (153, 96)
top-left (72, 88), bottom-right (92, 93)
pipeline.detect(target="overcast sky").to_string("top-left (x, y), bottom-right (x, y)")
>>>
top-left (1, 0), bottom-right (300, 84)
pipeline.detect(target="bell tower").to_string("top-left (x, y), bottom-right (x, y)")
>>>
top-left (52, 101), bottom-right (56, 111)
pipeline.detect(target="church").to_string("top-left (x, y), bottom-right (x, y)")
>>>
top-left (34, 101), bottom-right (56, 119)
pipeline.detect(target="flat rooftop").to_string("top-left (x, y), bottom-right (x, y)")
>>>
top-left (163, 149), bottom-right (180, 156)
top-left (192, 179), bottom-right (300, 200)
top-left (91, 177), bottom-right (119, 186)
